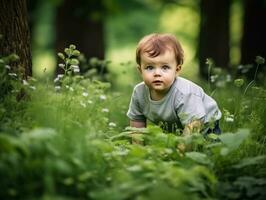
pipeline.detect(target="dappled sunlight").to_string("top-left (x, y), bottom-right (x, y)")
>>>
top-left (230, 1), bottom-right (244, 66)
top-left (106, 45), bottom-right (140, 88)
top-left (159, 4), bottom-right (200, 40)
top-left (32, 51), bottom-right (56, 78)
top-left (159, 4), bottom-right (200, 81)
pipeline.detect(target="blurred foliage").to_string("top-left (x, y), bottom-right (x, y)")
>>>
top-left (1, 46), bottom-right (266, 199)
top-left (30, 0), bottom-right (247, 88)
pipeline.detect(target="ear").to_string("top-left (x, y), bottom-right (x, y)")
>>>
top-left (176, 65), bottom-right (182, 73)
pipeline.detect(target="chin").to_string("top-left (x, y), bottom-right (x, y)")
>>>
top-left (153, 87), bottom-right (167, 92)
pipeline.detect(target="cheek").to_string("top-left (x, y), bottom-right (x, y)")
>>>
top-left (142, 71), bottom-right (152, 76)
top-left (141, 72), bottom-right (150, 79)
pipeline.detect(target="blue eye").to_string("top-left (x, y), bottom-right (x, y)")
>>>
top-left (162, 65), bottom-right (170, 70)
top-left (145, 65), bottom-right (154, 71)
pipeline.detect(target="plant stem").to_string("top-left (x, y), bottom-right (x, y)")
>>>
top-left (243, 80), bottom-right (254, 95)
top-left (244, 63), bottom-right (260, 95)
top-left (253, 64), bottom-right (259, 80)
top-left (208, 62), bottom-right (212, 92)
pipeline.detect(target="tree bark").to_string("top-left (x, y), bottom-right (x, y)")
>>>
top-left (198, 0), bottom-right (230, 79)
top-left (0, 0), bottom-right (32, 78)
top-left (240, 0), bottom-right (266, 80)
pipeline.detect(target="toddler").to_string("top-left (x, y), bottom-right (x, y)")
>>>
top-left (127, 33), bottom-right (222, 135)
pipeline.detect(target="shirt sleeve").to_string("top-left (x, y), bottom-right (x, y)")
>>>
top-left (176, 93), bottom-right (206, 126)
top-left (127, 88), bottom-right (146, 121)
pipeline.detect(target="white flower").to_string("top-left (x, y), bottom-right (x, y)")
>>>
top-left (5, 65), bottom-right (11, 70)
top-left (224, 115), bottom-right (234, 122)
top-left (69, 87), bottom-right (74, 91)
top-left (74, 68), bottom-right (80, 73)
top-left (57, 74), bottom-right (64, 78)
top-left (54, 77), bottom-right (59, 83)
top-left (99, 95), bottom-right (107, 100)
top-left (82, 92), bottom-right (88, 97)
top-left (8, 73), bottom-right (17, 77)
top-left (11, 89), bottom-right (19, 93)
top-left (22, 80), bottom-right (29, 85)
top-left (108, 122), bottom-right (116, 127)
top-left (243, 105), bottom-right (249, 109)
top-left (101, 108), bottom-right (109, 113)
top-left (55, 86), bottom-right (61, 91)
top-left (54, 74), bottom-right (64, 83)
top-left (87, 100), bottom-right (93, 104)
top-left (65, 85), bottom-right (69, 89)
top-left (127, 165), bottom-right (142, 172)
top-left (210, 75), bottom-right (218, 83)
top-left (58, 63), bottom-right (65, 68)
top-left (71, 65), bottom-right (80, 73)
top-left (226, 74), bottom-right (232, 82)
top-left (80, 101), bottom-right (86, 108)
top-left (29, 86), bottom-right (36, 90)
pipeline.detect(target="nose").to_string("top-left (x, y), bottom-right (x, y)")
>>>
top-left (154, 68), bottom-right (161, 76)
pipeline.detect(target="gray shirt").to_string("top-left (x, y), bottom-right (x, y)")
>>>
top-left (127, 77), bottom-right (221, 129)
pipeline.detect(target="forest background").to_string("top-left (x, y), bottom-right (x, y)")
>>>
top-left (1, 0), bottom-right (266, 199)
top-left (1, 0), bottom-right (266, 87)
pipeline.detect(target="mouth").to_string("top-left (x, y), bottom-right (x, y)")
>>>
top-left (152, 80), bottom-right (163, 84)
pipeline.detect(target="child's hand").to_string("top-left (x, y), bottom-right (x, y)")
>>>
top-left (129, 120), bottom-right (146, 145)
top-left (183, 120), bottom-right (202, 136)
top-left (131, 132), bottom-right (144, 145)
top-left (177, 143), bottom-right (186, 155)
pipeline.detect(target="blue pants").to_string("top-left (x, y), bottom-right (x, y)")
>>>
top-left (205, 120), bottom-right (221, 135)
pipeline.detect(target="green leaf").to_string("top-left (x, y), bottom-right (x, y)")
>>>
top-left (218, 129), bottom-right (249, 150)
top-left (131, 133), bottom-right (144, 142)
top-left (124, 126), bottom-right (148, 133)
top-left (22, 128), bottom-right (57, 141)
top-left (220, 147), bottom-right (229, 156)
top-left (78, 171), bottom-right (94, 182)
top-left (64, 48), bottom-right (71, 56)
top-left (0, 134), bottom-right (28, 156)
top-left (255, 56), bottom-right (265, 64)
top-left (70, 58), bottom-right (79, 65)
top-left (152, 133), bottom-right (168, 147)
top-left (57, 52), bottom-right (65, 60)
top-left (207, 133), bottom-right (219, 140)
top-left (8, 53), bottom-right (20, 62)
top-left (233, 155), bottom-right (266, 169)
top-left (69, 44), bottom-right (76, 50)
top-left (234, 79), bottom-right (244, 87)
top-left (185, 151), bottom-right (212, 165)
top-left (62, 177), bottom-right (74, 186)
top-left (72, 50), bottom-right (80, 56)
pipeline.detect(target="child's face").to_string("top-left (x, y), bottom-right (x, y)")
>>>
top-left (138, 49), bottom-right (181, 99)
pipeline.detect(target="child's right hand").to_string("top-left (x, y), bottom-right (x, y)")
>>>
top-left (131, 132), bottom-right (144, 145)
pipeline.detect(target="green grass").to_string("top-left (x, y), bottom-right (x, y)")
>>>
top-left (1, 52), bottom-right (266, 200)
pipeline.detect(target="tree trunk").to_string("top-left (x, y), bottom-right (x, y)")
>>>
top-left (198, 0), bottom-right (230, 79)
top-left (55, 0), bottom-right (105, 75)
top-left (0, 0), bottom-right (32, 78)
top-left (240, 0), bottom-right (266, 80)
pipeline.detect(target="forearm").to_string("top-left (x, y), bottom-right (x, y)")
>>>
top-left (130, 120), bottom-right (146, 128)
top-left (129, 120), bottom-right (146, 144)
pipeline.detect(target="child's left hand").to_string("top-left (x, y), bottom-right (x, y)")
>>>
top-left (183, 120), bottom-right (203, 136)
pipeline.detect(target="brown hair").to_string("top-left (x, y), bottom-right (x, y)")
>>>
top-left (136, 33), bottom-right (184, 66)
